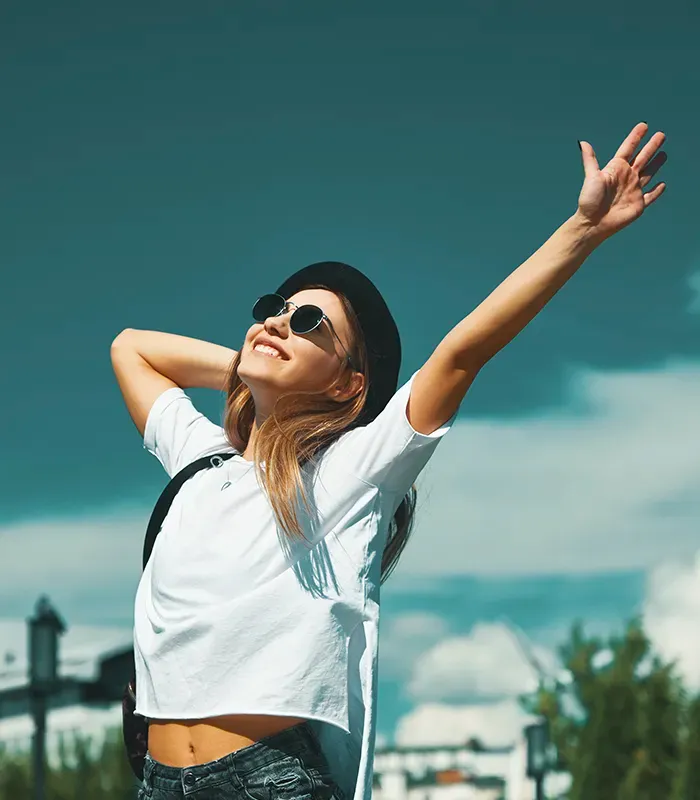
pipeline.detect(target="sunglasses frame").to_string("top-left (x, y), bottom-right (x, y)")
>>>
top-left (252, 293), bottom-right (359, 371)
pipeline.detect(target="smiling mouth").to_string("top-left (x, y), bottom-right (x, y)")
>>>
top-left (253, 343), bottom-right (284, 359)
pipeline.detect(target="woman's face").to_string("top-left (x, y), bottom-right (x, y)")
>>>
top-left (237, 288), bottom-right (360, 410)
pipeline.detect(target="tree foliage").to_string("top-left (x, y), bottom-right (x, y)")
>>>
top-left (675, 693), bottom-right (700, 800)
top-left (0, 725), bottom-right (139, 800)
top-left (524, 618), bottom-right (700, 800)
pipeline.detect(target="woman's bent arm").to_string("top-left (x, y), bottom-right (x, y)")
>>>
top-left (111, 329), bottom-right (237, 437)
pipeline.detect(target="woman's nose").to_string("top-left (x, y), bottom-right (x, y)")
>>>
top-left (265, 311), bottom-right (291, 337)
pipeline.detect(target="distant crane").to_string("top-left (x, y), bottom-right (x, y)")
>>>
top-left (499, 616), bottom-right (573, 693)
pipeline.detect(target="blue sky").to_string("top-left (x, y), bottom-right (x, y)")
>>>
top-left (1, 0), bottom-right (699, 745)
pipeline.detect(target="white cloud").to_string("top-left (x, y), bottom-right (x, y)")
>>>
top-left (643, 553), bottom-right (700, 691)
top-left (379, 612), bottom-right (451, 681)
top-left (402, 359), bottom-right (700, 575)
top-left (0, 510), bottom-right (147, 624)
top-left (408, 623), bottom-right (540, 703)
top-left (395, 700), bottom-right (536, 748)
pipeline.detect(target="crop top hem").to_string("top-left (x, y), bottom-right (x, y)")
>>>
top-left (137, 708), bottom-right (351, 736)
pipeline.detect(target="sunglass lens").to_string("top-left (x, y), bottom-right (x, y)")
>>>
top-left (290, 305), bottom-right (324, 334)
top-left (252, 294), bottom-right (286, 322)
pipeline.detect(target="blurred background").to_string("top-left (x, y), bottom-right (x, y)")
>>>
top-left (1, 0), bottom-right (698, 797)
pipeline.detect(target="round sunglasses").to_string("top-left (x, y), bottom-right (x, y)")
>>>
top-left (252, 293), bottom-right (358, 370)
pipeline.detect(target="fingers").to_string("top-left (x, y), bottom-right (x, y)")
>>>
top-left (579, 140), bottom-right (600, 178)
top-left (632, 131), bottom-right (667, 172)
top-left (613, 122), bottom-right (649, 163)
top-left (643, 181), bottom-right (666, 207)
top-left (639, 150), bottom-right (668, 187)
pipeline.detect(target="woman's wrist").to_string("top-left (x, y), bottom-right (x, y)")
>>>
top-left (566, 209), bottom-right (611, 252)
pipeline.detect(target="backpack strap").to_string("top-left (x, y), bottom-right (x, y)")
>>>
top-left (142, 452), bottom-right (236, 569)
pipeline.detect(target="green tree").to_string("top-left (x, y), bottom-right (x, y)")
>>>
top-left (675, 693), bottom-right (700, 800)
top-left (619, 659), bottom-right (683, 800)
top-left (0, 744), bottom-right (32, 800)
top-left (0, 725), bottom-right (139, 800)
top-left (525, 619), bottom-right (684, 800)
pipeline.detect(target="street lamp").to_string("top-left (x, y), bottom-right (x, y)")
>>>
top-left (27, 595), bottom-right (66, 800)
top-left (525, 718), bottom-right (550, 800)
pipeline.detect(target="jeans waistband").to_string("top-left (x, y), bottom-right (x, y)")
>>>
top-left (143, 721), bottom-right (322, 790)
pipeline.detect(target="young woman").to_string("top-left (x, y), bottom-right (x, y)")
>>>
top-left (112, 122), bottom-right (666, 800)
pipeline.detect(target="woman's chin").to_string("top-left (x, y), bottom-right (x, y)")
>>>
top-left (237, 360), bottom-right (286, 392)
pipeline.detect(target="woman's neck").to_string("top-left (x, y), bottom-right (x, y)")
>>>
top-left (240, 414), bottom-right (267, 462)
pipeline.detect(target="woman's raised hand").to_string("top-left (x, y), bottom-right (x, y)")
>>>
top-left (576, 122), bottom-right (667, 242)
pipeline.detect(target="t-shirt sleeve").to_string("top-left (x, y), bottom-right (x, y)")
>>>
top-left (328, 371), bottom-right (456, 495)
top-left (143, 387), bottom-right (232, 477)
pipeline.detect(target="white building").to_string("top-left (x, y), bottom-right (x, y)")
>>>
top-left (374, 742), bottom-right (509, 799)
top-left (373, 740), bottom-right (570, 800)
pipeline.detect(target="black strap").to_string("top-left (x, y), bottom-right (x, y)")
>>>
top-left (142, 452), bottom-right (236, 569)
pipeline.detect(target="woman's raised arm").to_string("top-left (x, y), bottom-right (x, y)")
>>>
top-left (407, 122), bottom-right (668, 436)
top-left (110, 329), bottom-right (237, 437)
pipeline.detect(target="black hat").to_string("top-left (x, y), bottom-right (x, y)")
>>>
top-left (276, 261), bottom-right (401, 425)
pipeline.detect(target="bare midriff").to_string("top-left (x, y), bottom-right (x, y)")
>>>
top-left (147, 714), bottom-right (308, 767)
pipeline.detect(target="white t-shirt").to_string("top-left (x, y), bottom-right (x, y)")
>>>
top-left (133, 372), bottom-right (455, 800)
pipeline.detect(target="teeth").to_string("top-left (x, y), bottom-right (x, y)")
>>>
top-left (254, 344), bottom-right (282, 358)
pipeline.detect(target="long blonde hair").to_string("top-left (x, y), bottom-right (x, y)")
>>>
top-left (223, 286), bottom-right (415, 583)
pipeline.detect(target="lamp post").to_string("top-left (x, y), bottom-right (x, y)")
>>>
top-left (525, 718), bottom-right (550, 800)
top-left (27, 595), bottom-right (66, 800)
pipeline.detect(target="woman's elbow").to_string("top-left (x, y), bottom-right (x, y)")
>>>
top-left (111, 328), bottom-right (139, 351)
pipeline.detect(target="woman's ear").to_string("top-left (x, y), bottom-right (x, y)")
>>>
top-left (333, 370), bottom-right (365, 403)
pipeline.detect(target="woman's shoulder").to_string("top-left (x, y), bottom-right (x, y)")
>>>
top-left (314, 424), bottom-right (368, 465)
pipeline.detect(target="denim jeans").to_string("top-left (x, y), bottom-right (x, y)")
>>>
top-left (137, 722), bottom-right (346, 800)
